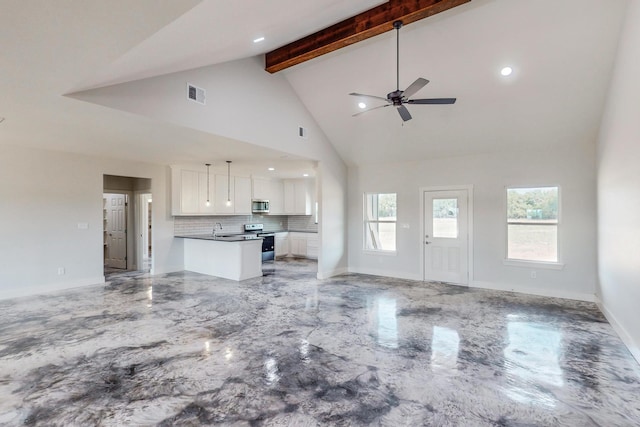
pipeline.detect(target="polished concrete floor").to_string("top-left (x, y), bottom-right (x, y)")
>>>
top-left (1, 259), bottom-right (639, 426)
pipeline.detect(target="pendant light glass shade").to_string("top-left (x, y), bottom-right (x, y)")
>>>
top-left (225, 161), bottom-right (232, 207)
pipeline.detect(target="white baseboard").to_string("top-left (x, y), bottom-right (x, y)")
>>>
top-left (152, 264), bottom-right (184, 275)
top-left (0, 276), bottom-right (106, 301)
top-left (595, 297), bottom-right (640, 365)
top-left (317, 267), bottom-right (348, 280)
top-left (347, 267), bottom-right (422, 282)
top-left (470, 280), bottom-right (595, 302)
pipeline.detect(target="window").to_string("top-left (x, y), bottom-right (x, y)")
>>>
top-left (364, 193), bottom-right (397, 252)
top-left (506, 186), bottom-right (559, 262)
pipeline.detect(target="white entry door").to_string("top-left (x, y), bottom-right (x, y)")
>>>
top-left (105, 193), bottom-right (127, 269)
top-left (424, 190), bottom-right (469, 284)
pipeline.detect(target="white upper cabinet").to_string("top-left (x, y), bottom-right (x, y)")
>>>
top-left (172, 165), bottom-right (314, 217)
top-left (252, 178), bottom-right (269, 200)
top-left (234, 176), bottom-right (252, 214)
top-left (171, 165), bottom-right (215, 216)
top-left (252, 177), bottom-right (284, 214)
top-left (283, 180), bottom-right (296, 214)
top-left (214, 175), bottom-right (252, 215)
top-left (214, 174), bottom-right (234, 215)
top-left (283, 179), bottom-right (314, 215)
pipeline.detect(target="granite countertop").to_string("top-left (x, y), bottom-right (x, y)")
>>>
top-left (175, 234), bottom-right (263, 242)
top-left (262, 230), bottom-right (316, 234)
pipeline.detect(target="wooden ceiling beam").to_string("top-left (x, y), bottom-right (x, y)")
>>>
top-left (265, 0), bottom-right (471, 73)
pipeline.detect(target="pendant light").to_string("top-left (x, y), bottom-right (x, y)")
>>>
top-left (205, 163), bottom-right (211, 207)
top-left (225, 161), bottom-right (232, 207)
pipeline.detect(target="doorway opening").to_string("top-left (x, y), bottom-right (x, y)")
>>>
top-left (103, 175), bottom-right (152, 278)
top-left (139, 193), bottom-right (152, 271)
top-left (421, 186), bottom-right (473, 285)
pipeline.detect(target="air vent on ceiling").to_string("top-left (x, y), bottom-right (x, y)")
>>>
top-left (298, 126), bottom-right (308, 139)
top-left (187, 83), bottom-right (206, 105)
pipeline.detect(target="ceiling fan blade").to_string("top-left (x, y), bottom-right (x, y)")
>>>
top-left (352, 104), bottom-right (389, 117)
top-left (407, 98), bottom-right (457, 105)
top-left (397, 105), bottom-right (412, 122)
top-left (349, 92), bottom-right (390, 103)
top-left (403, 78), bottom-right (429, 99)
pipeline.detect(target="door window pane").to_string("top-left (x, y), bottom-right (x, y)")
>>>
top-left (433, 198), bottom-right (458, 238)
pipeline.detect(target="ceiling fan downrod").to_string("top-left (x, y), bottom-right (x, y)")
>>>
top-left (394, 20), bottom-right (403, 92)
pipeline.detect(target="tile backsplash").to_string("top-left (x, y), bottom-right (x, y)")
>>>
top-left (174, 214), bottom-right (317, 235)
top-left (287, 215), bottom-right (318, 232)
top-left (174, 215), bottom-right (288, 235)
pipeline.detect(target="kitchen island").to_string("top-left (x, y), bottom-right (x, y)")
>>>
top-left (176, 235), bottom-right (263, 281)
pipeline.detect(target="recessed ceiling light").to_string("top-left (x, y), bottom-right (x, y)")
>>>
top-left (268, 167), bottom-right (275, 171)
top-left (303, 173), bottom-right (309, 177)
top-left (358, 102), bottom-right (367, 109)
top-left (253, 37), bottom-right (265, 43)
top-left (501, 66), bottom-right (513, 76)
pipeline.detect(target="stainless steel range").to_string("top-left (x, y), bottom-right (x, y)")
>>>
top-left (244, 224), bottom-right (275, 262)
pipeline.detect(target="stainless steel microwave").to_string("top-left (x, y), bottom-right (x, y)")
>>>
top-left (252, 199), bottom-right (270, 213)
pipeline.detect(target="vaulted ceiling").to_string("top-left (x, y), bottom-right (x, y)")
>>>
top-left (0, 0), bottom-right (630, 170)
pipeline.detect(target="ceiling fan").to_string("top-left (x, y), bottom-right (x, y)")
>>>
top-left (350, 20), bottom-right (456, 122)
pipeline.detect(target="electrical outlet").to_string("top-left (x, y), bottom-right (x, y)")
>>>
top-left (57, 267), bottom-right (65, 275)
top-left (530, 271), bottom-right (537, 279)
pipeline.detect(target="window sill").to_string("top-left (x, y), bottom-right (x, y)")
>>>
top-left (363, 250), bottom-right (397, 257)
top-left (503, 259), bottom-right (565, 270)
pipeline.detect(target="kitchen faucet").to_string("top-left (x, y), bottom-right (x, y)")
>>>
top-left (213, 222), bottom-right (223, 236)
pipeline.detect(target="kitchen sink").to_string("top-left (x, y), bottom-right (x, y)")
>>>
top-left (213, 234), bottom-right (259, 241)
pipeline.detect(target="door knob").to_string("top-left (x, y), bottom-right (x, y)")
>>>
top-left (425, 241), bottom-right (431, 245)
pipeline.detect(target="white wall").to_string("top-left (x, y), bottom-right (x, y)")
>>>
top-left (596, 0), bottom-right (640, 362)
top-left (349, 145), bottom-right (597, 301)
top-left (317, 156), bottom-right (348, 278)
top-left (73, 56), bottom-right (348, 279)
top-left (0, 144), bottom-right (182, 300)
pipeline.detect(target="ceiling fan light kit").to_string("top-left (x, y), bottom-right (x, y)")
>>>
top-left (350, 20), bottom-right (456, 122)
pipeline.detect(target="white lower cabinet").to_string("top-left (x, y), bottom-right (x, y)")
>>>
top-left (275, 232), bottom-right (289, 258)
top-left (306, 235), bottom-right (318, 259)
top-left (287, 232), bottom-right (318, 259)
top-left (289, 234), bottom-right (307, 257)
